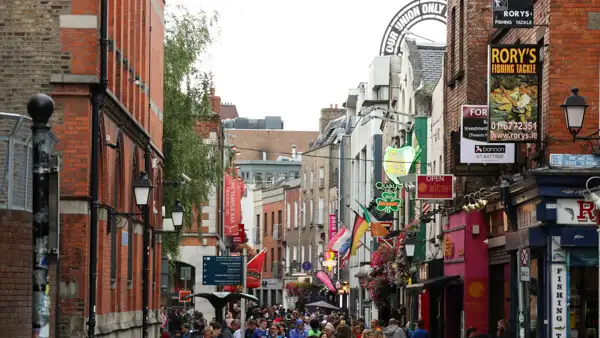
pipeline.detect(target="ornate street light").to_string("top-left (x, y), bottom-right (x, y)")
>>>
top-left (562, 87), bottom-right (589, 139)
top-left (133, 171), bottom-right (153, 206)
top-left (171, 199), bottom-right (185, 232)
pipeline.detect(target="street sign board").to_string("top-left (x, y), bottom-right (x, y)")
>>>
top-left (520, 248), bottom-right (529, 267)
top-left (520, 267), bottom-right (530, 282)
top-left (549, 154), bottom-right (600, 169)
top-left (202, 256), bottom-right (243, 286)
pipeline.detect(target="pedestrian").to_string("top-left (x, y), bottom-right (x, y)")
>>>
top-left (268, 324), bottom-right (282, 338)
top-left (191, 321), bottom-right (205, 337)
top-left (324, 323), bottom-right (335, 338)
top-left (182, 323), bottom-right (192, 338)
top-left (203, 327), bottom-right (214, 338)
top-left (253, 319), bottom-right (269, 338)
top-left (228, 320), bottom-right (241, 338)
top-left (362, 329), bottom-right (374, 338)
top-left (211, 322), bottom-right (224, 338)
top-left (290, 319), bottom-right (309, 338)
top-left (383, 319), bottom-right (407, 338)
top-left (222, 320), bottom-right (238, 338)
top-left (374, 329), bottom-right (385, 338)
top-left (308, 319), bottom-right (322, 337)
top-left (336, 324), bottom-right (352, 338)
top-left (402, 322), bottom-right (412, 338)
top-left (370, 320), bottom-right (381, 331)
top-left (245, 320), bottom-right (258, 338)
top-left (410, 320), bottom-right (429, 338)
top-left (497, 319), bottom-right (508, 338)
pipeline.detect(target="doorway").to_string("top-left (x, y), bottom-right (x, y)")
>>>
top-left (569, 248), bottom-right (599, 338)
top-left (445, 284), bottom-right (463, 338)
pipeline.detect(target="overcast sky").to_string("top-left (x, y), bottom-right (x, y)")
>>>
top-left (168, 0), bottom-right (446, 131)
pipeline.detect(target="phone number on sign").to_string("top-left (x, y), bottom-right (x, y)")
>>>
top-left (490, 121), bottom-right (537, 131)
top-left (475, 154), bottom-right (505, 160)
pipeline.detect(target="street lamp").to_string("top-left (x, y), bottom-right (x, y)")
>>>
top-left (405, 237), bottom-right (416, 257)
top-left (171, 199), bottom-right (185, 232)
top-left (133, 171), bottom-right (153, 206)
top-left (562, 87), bottom-right (590, 139)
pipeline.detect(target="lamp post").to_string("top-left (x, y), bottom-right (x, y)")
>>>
top-left (171, 200), bottom-right (185, 232)
top-left (562, 87), bottom-right (589, 139)
top-left (133, 171), bottom-right (153, 338)
top-left (28, 93), bottom-right (57, 338)
top-left (404, 237), bottom-right (416, 258)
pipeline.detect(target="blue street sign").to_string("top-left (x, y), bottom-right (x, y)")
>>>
top-left (549, 154), bottom-right (600, 169)
top-left (202, 256), bottom-right (243, 286)
top-left (302, 261), bottom-right (312, 271)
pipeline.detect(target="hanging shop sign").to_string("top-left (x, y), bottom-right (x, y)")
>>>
top-left (556, 199), bottom-right (597, 225)
top-left (375, 181), bottom-right (403, 191)
top-left (375, 192), bottom-right (403, 214)
top-left (493, 0), bottom-right (533, 29)
top-left (460, 105), bottom-right (515, 164)
top-left (329, 214), bottom-right (338, 239)
top-left (488, 45), bottom-right (540, 143)
top-left (383, 146), bottom-right (415, 184)
top-left (444, 235), bottom-right (455, 259)
top-left (550, 237), bottom-right (567, 338)
top-left (224, 174), bottom-right (242, 236)
top-left (415, 174), bottom-right (454, 200)
top-left (379, 0), bottom-right (447, 56)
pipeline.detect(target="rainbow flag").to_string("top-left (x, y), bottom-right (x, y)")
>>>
top-left (350, 213), bottom-right (369, 256)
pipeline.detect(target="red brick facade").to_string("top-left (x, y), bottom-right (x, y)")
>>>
top-left (262, 199), bottom-right (285, 279)
top-left (444, 0), bottom-right (600, 178)
top-left (0, 0), bottom-right (165, 336)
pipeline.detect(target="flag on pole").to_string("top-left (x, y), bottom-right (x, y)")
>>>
top-left (327, 227), bottom-right (351, 252)
top-left (340, 242), bottom-right (362, 269)
top-left (350, 214), bottom-right (369, 256)
top-left (246, 248), bottom-right (267, 289)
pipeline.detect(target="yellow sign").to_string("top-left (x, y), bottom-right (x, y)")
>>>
top-left (383, 146), bottom-right (415, 184)
top-left (488, 45), bottom-right (539, 143)
top-left (444, 235), bottom-right (455, 258)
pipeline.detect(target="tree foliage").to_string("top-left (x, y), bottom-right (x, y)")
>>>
top-left (162, 5), bottom-right (220, 262)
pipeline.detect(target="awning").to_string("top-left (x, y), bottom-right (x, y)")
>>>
top-left (406, 275), bottom-right (462, 290)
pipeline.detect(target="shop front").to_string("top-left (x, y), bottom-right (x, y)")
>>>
top-left (443, 210), bottom-right (489, 338)
top-left (504, 171), bottom-right (600, 338)
top-left (405, 260), bottom-right (445, 337)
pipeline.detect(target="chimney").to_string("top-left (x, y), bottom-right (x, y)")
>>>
top-left (330, 104), bottom-right (333, 109)
top-left (292, 145), bottom-right (297, 159)
top-left (210, 88), bottom-right (221, 115)
top-left (335, 104), bottom-right (338, 109)
top-left (262, 151), bottom-right (267, 161)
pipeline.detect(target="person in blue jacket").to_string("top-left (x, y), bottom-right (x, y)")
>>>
top-left (289, 319), bottom-right (308, 338)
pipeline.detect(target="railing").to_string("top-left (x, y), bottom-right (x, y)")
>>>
top-left (273, 223), bottom-right (283, 241)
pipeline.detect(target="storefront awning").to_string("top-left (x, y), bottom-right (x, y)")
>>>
top-left (406, 275), bottom-right (462, 290)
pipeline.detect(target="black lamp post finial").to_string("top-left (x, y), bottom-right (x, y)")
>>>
top-left (27, 93), bottom-right (54, 124)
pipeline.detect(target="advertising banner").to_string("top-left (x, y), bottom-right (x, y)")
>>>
top-left (493, 0), bottom-right (534, 29)
top-left (223, 174), bottom-right (241, 236)
top-left (415, 174), bottom-right (454, 200)
top-left (488, 45), bottom-right (539, 143)
top-left (328, 214), bottom-right (338, 240)
top-left (460, 105), bottom-right (515, 163)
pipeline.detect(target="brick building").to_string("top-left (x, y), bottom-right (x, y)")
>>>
top-left (443, 0), bottom-right (600, 336)
top-left (0, 0), bottom-right (165, 337)
top-left (255, 183), bottom-right (285, 306)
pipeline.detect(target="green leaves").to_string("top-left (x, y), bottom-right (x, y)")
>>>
top-left (375, 192), bottom-right (402, 214)
top-left (162, 5), bottom-right (220, 262)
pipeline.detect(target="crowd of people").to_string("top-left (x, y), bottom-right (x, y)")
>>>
top-left (158, 305), bottom-right (436, 338)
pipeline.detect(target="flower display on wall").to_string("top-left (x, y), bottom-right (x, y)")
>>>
top-left (284, 281), bottom-right (311, 297)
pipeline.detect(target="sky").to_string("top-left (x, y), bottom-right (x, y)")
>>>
top-left (168, 0), bottom-right (447, 131)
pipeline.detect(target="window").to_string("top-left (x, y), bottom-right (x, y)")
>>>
top-left (286, 203), bottom-right (291, 229)
top-left (308, 245), bottom-right (312, 268)
top-left (263, 213), bottom-right (267, 235)
top-left (302, 201), bottom-right (306, 227)
top-left (293, 246), bottom-right (298, 261)
top-left (293, 172), bottom-right (300, 179)
top-left (110, 146), bottom-right (122, 289)
top-left (257, 214), bottom-right (261, 234)
top-left (309, 200), bottom-right (314, 223)
top-left (254, 173), bottom-right (263, 184)
top-left (433, 161), bottom-right (436, 175)
top-left (271, 212), bottom-right (275, 235)
top-left (285, 247), bottom-right (290, 268)
top-left (450, 7), bottom-right (456, 76)
top-left (301, 245), bottom-right (306, 262)
top-left (459, 0), bottom-right (464, 70)
top-left (319, 167), bottom-right (325, 187)
top-left (278, 210), bottom-right (282, 224)
top-left (127, 154), bottom-right (136, 288)
top-left (266, 172), bottom-right (274, 184)
top-left (264, 251), bottom-right (268, 272)
top-left (277, 247), bottom-right (282, 262)
top-left (310, 170), bottom-right (314, 189)
top-left (318, 198), bottom-right (324, 224)
top-left (271, 248), bottom-right (275, 267)
top-left (294, 201), bottom-right (299, 229)
top-left (439, 155), bottom-right (443, 174)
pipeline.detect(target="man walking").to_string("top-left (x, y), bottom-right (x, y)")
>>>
top-left (410, 320), bottom-right (429, 338)
top-left (383, 319), bottom-right (407, 338)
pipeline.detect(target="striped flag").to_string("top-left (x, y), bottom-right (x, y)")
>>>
top-left (340, 242), bottom-right (362, 269)
top-left (350, 214), bottom-right (369, 256)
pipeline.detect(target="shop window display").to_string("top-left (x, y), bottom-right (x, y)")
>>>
top-left (569, 249), bottom-right (599, 338)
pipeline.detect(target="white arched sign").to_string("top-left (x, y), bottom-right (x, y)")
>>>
top-left (379, 0), bottom-right (448, 56)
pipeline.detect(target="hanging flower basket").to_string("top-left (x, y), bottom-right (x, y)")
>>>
top-left (365, 274), bottom-right (392, 310)
top-left (285, 281), bottom-right (311, 297)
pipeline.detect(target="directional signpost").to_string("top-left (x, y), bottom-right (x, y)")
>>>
top-left (202, 256), bottom-right (243, 286)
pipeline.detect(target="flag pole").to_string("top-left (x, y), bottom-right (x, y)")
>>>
top-left (240, 247), bottom-right (247, 332)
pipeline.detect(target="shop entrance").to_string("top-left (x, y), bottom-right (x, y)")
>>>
top-left (569, 248), bottom-right (599, 338)
top-left (445, 284), bottom-right (463, 338)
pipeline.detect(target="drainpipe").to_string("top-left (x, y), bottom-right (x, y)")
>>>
top-left (87, 0), bottom-right (108, 335)
top-left (142, 145), bottom-right (151, 338)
